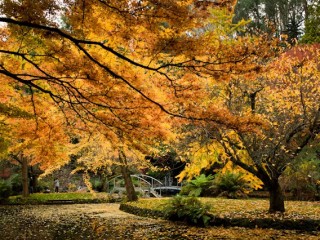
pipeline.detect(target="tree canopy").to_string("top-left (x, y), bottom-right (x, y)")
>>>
top-left (0, 0), bottom-right (318, 210)
top-left (0, 0), bottom-right (279, 165)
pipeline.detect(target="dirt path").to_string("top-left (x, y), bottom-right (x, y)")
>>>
top-left (0, 204), bottom-right (319, 239)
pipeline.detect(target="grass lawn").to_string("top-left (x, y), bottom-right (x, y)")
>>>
top-left (5, 192), bottom-right (113, 204)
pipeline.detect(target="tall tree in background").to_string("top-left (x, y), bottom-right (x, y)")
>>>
top-left (0, 71), bottom-right (72, 196)
top-left (0, 99), bottom-right (71, 196)
top-left (0, 102), bottom-right (32, 197)
top-left (233, 0), bottom-right (316, 43)
top-left (301, 1), bottom-right (320, 43)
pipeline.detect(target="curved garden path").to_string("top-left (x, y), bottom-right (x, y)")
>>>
top-left (0, 203), bottom-right (319, 239)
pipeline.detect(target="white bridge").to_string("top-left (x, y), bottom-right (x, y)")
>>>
top-left (107, 174), bottom-right (181, 197)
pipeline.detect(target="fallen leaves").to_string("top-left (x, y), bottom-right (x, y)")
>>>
top-left (130, 198), bottom-right (320, 221)
top-left (0, 202), bottom-right (319, 239)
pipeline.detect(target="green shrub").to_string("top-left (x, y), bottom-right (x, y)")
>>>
top-left (37, 178), bottom-right (54, 192)
top-left (180, 174), bottom-right (214, 197)
top-left (281, 158), bottom-right (320, 200)
top-left (91, 178), bottom-right (103, 192)
top-left (9, 174), bottom-right (22, 195)
top-left (163, 195), bottom-right (212, 226)
top-left (213, 171), bottom-right (251, 199)
top-left (0, 178), bottom-right (12, 200)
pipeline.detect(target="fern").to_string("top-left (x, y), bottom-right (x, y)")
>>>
top-left (164, 195), bottom-right (212, 226)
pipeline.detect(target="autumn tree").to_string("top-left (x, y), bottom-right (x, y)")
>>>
top-left (0, 0), bottom-right (283, 201)
top-left (6, 104), bottom-right (72, 196)
top-left (178, 43), bottom-right (320, 212)
top-left (71, 112), bottom-right (172, 201)
top-left (0, 0), bottom-right (208, 198)
top-left (0, 0), bottom-right (279, 126)
top-left (0, 77), bottom-right (72, 196)
top-left (0, 103), bottom-right (32, 197)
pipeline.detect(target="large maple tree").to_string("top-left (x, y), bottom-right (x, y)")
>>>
top-left (0, 0), bottom-right (272, 196)
top-left (0, 0), bottom-right (275, 126)
top-left (0, 89), bottom-right (72, 196)
top-left (0, 0), bottom-right (287, 204)
top-left (178, 43), bottom-right (320, 212)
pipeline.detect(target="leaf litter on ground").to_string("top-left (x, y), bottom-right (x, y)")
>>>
top-left (0, 201), bottom-right (319, 239)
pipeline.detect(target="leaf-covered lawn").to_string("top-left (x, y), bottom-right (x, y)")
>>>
top-left (127, 197), bottom-right (320, 221)
top-left (0, 203), bottom-right (319, 239)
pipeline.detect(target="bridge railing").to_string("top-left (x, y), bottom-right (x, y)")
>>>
top-left (107, 174), bottom-right (164, 197)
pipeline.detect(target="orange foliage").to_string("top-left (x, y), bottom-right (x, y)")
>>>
top-left (0, 0), bottom-right (283, 174)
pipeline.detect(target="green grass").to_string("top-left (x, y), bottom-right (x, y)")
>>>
top-left (5, 192), bottom-right (114, 204)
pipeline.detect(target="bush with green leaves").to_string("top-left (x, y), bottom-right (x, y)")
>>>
top-left (163, 195), bottom-right (212, 226)
top-left (9, 174), bottom-right (22, 195)
top-left (180, 174), bottom-right (214, 197)
top-left (0, 178), bottom-right (12, 200)
top-left (91, 178), bottom-right (103, 192)
top-left (212, 171), bottom-right (251, 199)
top-left (280, 158), bottom-right (320, 200)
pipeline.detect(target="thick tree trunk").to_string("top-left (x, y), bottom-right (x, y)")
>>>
top-left (101, 175), bottom-right (108, 192)
top-left (119, 149), bottom-right (138, 201)
top-left (120, 165), bottom-right (138, 201)
top-left (268, 180), bottom-right (285, 213)
top-left (21, 157), bottom-right (29, 198)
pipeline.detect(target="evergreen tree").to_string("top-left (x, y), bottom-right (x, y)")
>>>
top-left (234, 0), bottom-right (308, 42)
top-left (301, 2), bottom-right (320, 43)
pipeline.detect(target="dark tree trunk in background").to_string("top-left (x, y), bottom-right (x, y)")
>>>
top-left (28, 166), bottom-right (39, 193)
top-left (268, 179), bottom-right (285, 213)
top-left (101, 175), bottom-right (108, 192)
top-left (21, 157), bottom-right (29, 197)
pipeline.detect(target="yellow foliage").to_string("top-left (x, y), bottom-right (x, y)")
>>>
top-left (0, 0), bottom-right (287, 180)
top-left (177, 141), bottom-right (220, 181)
top-left (220, 162), bottom-right (263, 191)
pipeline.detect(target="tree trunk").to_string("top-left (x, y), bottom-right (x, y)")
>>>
top-left (101, 174), bottom-right (108, 192)
top-left (119, 149), bottom-right (138, 201)
top-left (29, 166), bottom-right (38, 193)
top-left (32, 176), bottom-right (38, 193)
top-left (268, 179), bottom-right (285, 213)
top-left (21, 157), bottom-right (29, 198)
top-left (120, 165), bottom-right (138, 201)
